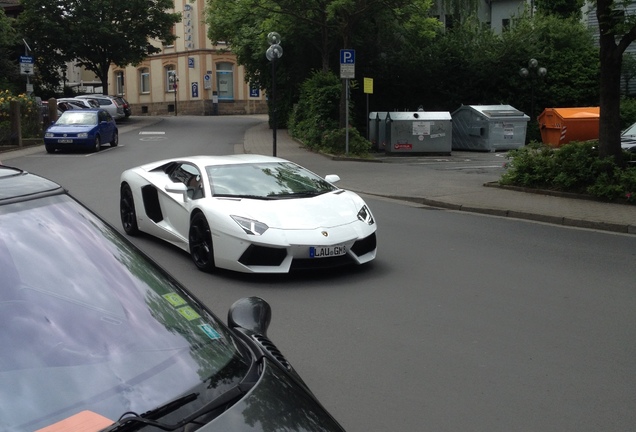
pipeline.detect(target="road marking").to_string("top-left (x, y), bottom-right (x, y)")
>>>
top-left (139, 131), bottom-right (165, 135)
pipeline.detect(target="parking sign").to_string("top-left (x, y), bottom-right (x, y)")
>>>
top-left (340, 49), bottom-right (355, 79)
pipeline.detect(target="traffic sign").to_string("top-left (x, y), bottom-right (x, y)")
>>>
top-left (340, 49), bottom-right (355, 79)
top-left (340, 49), bottom-right (355, 64)
top-left (20, 56), bottom-right (34, 76)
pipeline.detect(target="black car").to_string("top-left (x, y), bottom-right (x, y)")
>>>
top-left (0, 165), bottom-right (346, 432)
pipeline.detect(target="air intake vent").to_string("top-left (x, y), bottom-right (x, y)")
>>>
top-left (253, 333), bottom-right (292, 371)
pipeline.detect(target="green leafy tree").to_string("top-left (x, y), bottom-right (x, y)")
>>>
top-left (18, 0), bottom-right (180, 94)
top-left (535, 0), bottom-right (585, 19)
top-left (594, 0), bottom-right (636, 163)
top-left (0, 9), bottom-right (19, 93)
top-left (206, 0), bottom-right (437, 127)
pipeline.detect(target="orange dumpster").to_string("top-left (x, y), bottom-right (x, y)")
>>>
top-left (537, 107), bottom-right (599, 147)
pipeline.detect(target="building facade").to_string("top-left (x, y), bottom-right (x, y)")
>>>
top-left (106, 0), bottom-right (267, 116)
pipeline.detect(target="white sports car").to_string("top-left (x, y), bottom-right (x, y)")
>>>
top-left (119, 154), bottom-right (377, 273)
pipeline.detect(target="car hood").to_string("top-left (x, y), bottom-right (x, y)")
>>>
top-left (46, 124), bottom-right (97, 134)
top-left (621, 136), bottom-right (636, 151)
top-left (213, 191), bottom-right (365, 229)
top-left (199, 361), bottom-right (345, 432)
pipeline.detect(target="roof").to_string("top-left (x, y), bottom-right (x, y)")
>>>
top-left (0, 166), bottom-right (63, 202)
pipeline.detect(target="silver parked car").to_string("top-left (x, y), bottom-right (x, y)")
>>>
top-left (76, 94), bottom-right (125, 120)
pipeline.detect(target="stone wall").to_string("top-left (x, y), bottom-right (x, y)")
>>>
top-left (132, 99), bottom-right (268, 117)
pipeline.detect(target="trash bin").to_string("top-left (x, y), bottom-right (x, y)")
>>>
top-left (451, 104), bottom-right (529, 151)
top-left (368, 112), bottom-right (379, 150)
top-left (538, 107), bottom-right (599, 147)
top-left (385, 111), bottom-right (452, 154)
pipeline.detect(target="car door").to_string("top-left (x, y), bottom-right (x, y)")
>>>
top-left (156, 163), bottom-right (204, 243)
top-left (97, 110), bottom-right (114, 142)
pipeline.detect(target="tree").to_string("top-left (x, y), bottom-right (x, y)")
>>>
top-left (18, 0), bottom-right (180, 95)
top-left (0, 8), bottom-right (19, 93)
top-left (595, 0), bottom-right (636, 163)
top-left (535, 0), bottom-right (585, 19)
top-left (205, 0), bottom-right (437, 127)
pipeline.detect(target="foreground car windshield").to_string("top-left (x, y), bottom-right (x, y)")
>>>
top-left (55, 111), bottom-right (98, 126)
top-left (0, 194), bottom-right (248, 431)
top-left (207, 161), bottom-right (337, 198)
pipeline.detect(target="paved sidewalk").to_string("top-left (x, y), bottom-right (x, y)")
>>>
top-left (244, 116), bottom-right (636, 235)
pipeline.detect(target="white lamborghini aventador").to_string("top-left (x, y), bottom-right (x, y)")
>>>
top-left (119, 154), bottom-right (377, 273)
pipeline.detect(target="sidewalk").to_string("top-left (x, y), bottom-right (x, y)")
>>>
top-left (244, 117), bottom-right (636, 235)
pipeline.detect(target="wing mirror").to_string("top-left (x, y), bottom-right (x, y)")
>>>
top-left (228, 296), bottom-right (271, 336)
top-left (164, 182), bottom-right (188, 200)
top-left (325, 174), bottom-right (340, 184)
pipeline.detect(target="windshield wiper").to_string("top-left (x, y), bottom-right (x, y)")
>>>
top-left (213, 193), bottom-right (274, 200)
top-left (101, 353), bottom-right (261, 432)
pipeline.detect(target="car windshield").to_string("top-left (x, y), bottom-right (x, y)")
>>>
top-left (55, 111), bottom-right (98, 126)
top-left (0, 194), bottom-right (248, 431)
top-left (207, 162), bottom-right (337, 198)
top-left (622, 123), bottom-right (636, 137)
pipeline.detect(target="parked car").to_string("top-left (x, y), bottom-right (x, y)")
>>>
top-left (0, 165), bottom-right (346, 432)
top-left (112, 95), bottom-right (132, 117)
top-left (621, 122), bottom-right (636, 154)
top-left (120, 154), bottom-right (378, 273)
top-left (58, 97), bottom-right (100, 109)
top-left (76, 94), bottom-right (125, 120)
top-left (44, 108), bottom-right (118, 153)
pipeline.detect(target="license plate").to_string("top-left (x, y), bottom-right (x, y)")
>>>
top-left (57, 139), bottom-right (73, 143)
top-left (309, 245), bottom-right (347, 258)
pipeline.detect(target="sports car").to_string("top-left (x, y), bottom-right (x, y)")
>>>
top-left (120, 154), bottom-right (377, 273)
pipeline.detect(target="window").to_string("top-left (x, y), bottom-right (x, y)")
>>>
top-left (140, 68), bottom-right (150, 94)
top-left (166, 67), bottom-right (177, 92)
top-left (216, 63), bottom-right (234, 100)
top-left (115, 71), bottom-right (124, 96)
top-left (502, 18), bottom-right (510, 31)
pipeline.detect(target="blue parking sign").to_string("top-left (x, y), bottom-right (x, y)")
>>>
top-left (340, 49), bottom-right (355, 65)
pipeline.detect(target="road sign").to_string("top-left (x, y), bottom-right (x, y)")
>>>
top-left (340, 49), bottom-right (355, 64)
top-left (203, 74), bottom-right (211, 89)
top-left (188, 57), bottom-right (195, 68)
top-left (340, 49), bottom-right (355, 79)
top-left (191, 82), bottom-right (199, 98)
top-left (20, 56), bottom-right (34, 76)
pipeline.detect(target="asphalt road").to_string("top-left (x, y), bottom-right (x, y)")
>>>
top-left (6, 116), bottom-right (636, 432)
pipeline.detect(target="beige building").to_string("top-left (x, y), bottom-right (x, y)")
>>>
top-left (107, 0), bottom-right (267, 116)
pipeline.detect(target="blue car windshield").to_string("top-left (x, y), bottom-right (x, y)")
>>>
top-left (0, 194), bottom-right (247, 431)
top-left (55, 111), bottom-right (98, 126)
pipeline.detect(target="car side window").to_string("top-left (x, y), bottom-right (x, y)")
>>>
top-left (170, 164), bottom-right (204, 200)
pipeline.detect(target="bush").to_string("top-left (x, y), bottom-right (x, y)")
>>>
top-left (0, 90), bottom-right (42, 143)
top-left (320, 127), bottom-right (371, 156)
top-left (501, 140), bottom-right (636, 204)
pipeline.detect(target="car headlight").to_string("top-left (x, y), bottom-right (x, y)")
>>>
top-left (45, 133), bottom-right (54, 138)
top-left (77, 133), bottom-right (88, 138)
top-left (357, 205), bottom-right (375, 225)
top-left (231, 215), bottom-right (269, 235)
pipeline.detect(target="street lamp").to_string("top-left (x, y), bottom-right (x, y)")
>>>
top-left (169, 74), bottom-right (179, 116)
top-left (266, 32), bottom-right (283, 156)
top-left (519, 58), bottom-right (547, 121)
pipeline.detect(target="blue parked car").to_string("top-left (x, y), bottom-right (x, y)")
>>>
top-left (44, 108), bottom-right (118, 153)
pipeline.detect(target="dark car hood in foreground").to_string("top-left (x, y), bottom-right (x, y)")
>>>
top-left (199, 361), bottom-right (345, 432)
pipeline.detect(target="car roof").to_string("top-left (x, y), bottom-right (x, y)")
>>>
top-left (140, 154), bottom-right (287, 171)
top-left (0, 166), bottom-right (64, 202)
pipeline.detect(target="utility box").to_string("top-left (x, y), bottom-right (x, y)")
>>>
top-left (538, 107), bottom-right (599, 147)
top-left (385, 111), bottom-right (452, 154)
top-left (451, 105), bottom-right (529, 152)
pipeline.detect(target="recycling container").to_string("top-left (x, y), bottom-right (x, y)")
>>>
top-left (385, 111), bottom-right (452, 154)
top-left (538, 107), bottom-right (599, 147)
top-left (451, 104), bottom-right (529, 151)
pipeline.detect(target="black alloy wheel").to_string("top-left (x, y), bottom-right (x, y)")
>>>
top-left (92, 136), bottom-right (101, 153)
top-left (120, 183), bottom-right (139, 236)
top-left (189, 212), bottom-right (216, 272)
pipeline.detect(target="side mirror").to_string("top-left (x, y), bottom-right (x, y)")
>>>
top-left (164, 182), bottom-right (188, 200)
top-left (228, 296), bottom-right (271, 336)
top-left (325, 174), bottom-right (340, 184)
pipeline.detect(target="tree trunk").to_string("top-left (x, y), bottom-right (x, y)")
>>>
top-left (597, 38), bottom-right (623, 163)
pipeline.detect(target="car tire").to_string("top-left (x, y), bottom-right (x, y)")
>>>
top-left (120, 183), bottom-right (139, 236)
top-left (92, 136), bottom-right (101, 153)
top-left (189, 212), bottom-right (216, 272)
top-left (110, 130), bottom-right (119, 147)
top-left (45, 145), bottom-right (55, 154)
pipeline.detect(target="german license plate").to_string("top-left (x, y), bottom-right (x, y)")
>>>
top-left (309, 245), bottom-right (347, 258)
top-left (57, 139), bottom-right (73, 143)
